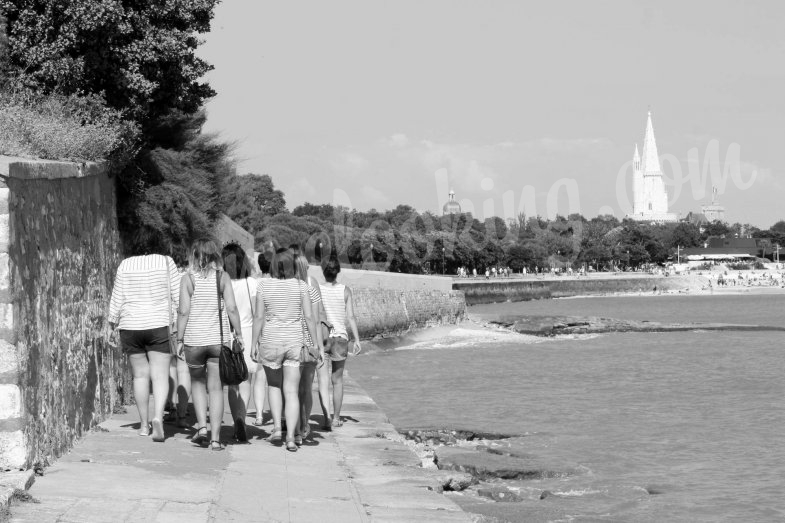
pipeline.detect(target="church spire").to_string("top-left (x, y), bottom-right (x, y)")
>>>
top-left (641, 110), bottom-right (662, 174)
top-left (633, 143), bottom-right (641, 172)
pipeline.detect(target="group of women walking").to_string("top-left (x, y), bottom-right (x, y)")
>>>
top-left (108, 240), bottom-right (361, 452)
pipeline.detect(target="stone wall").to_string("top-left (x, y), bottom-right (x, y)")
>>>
top-left (351, 288), bottom-right (466, 339)
top-left (0, 158), bottom-right (123, 469)
top-left (454, 275), bottom-right (708, 305)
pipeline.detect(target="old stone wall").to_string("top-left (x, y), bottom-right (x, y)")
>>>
top-left (351, 288), bottom-right (466, 339)
top-left (0, 159), bottom-right (124, 469)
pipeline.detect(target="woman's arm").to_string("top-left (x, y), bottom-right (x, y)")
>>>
top-left (251, 282), bottom-right (266, 361)
top-left (221, 272), bottom-right (243, 345)
top-left (301, 287), bottom-right (320, 358)
top-left (345, 286), bottom-right (361, 355)
top-left (176, 274), bottom-right (193, 359)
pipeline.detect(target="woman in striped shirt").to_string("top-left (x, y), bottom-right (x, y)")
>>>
top-left (319, 256), bottom-right (362, 429)
top-left (108, 254), bottom-right (180, 441)
top-left (250, 248), bottom-right (321, 452)
top-left (176, 240), bottom-right (244, 451)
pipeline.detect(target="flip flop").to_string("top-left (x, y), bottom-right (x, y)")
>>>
top-left (138, 423), bottom-right (151, 437)
top-left (252, 418), bottom-right (264, 427)
top-left (210, 440), bottom-right (225, 451)
top-left (285, 438), bottom-right (298, 452)
top-left (192, 427), bottom-right (208, 446)
top-left (270, 427), bottom-right (283, 445)
top-left (332, 417), bottom-right (343, 428)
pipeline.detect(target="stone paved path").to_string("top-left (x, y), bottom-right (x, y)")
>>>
top-left (8, 375), bottom-right (471, 522)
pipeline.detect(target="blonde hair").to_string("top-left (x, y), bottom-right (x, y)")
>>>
top-left (188, 239), bottom-right (221, 276)
top-left (295, 254), bottom-right (310, 283)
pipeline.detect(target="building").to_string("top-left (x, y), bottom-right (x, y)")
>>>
top-left (627, 111), bottom-right (678, 223)
top-left (442, 188), bottom-right (461, 215)
top-left (681, 237), bottom-right (759, 262)
top-left (701, 186), bottom-right (726, 222)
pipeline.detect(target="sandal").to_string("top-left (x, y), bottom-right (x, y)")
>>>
top-left (210, 440), bottom-right (225, 451)
top-left (332, 416), bottom-right (343, 428)
top-left (252, 417), bottom-right (264, 427)
top-left (151, 418), bottom-right (165, 442)
top-left (270, 427), bottom-right (283, 445)
top-left (294, 433), bottom-right (303, 446)
top-left (285, 438), bottom-right (298, 452)
top-left (192, 427), bottom-right (209, 446)
top-left (138, 423), bottom-right (151, 437)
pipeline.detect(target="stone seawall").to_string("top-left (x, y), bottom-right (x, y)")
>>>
top-left (352, 288), bottom-right (466, 338)
top-left (454, 275), bottom-right (708, 305)
top-left (0, 158), bottom-right (124, 469)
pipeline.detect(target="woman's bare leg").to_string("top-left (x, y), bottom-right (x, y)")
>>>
top-left (189, 366), bottom-right (208, 432)
top-left (298, 363), bottom-right (316, 435)
top-left (175, 357), bottom-right (191, 419)
top-left (316, 360), bottom-right (331, 426)
top-left (206, 360), bottom-right (224, 442)
top-left (148, 352), bottom-right (172, 425)
top-left (129, 353), bottom-right (151, 434)
top-left (331, 360), bottom-right (346, 424)
top-left (283, 365), bottom-right (301, 442)
top-left (252, 369), bottom-right (267, 423)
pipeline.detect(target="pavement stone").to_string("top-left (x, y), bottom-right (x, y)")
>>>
top-left (6, 373), bottom-right (472, 522)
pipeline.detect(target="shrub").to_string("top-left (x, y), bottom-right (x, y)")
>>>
top-left (0, 86), bottom-right (138, 162)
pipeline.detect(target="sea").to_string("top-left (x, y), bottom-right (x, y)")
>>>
top-left (349, 293), bottom-right (785, 522)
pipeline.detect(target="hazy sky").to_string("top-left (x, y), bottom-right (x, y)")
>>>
top-left (200, 1), bottom-right (785, 227)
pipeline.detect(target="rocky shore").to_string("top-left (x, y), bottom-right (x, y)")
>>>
top-left (488, 314), bottom-right (785, 336)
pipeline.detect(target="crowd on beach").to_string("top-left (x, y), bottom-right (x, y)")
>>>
top-left (108, 240), bottom-right (361, 452)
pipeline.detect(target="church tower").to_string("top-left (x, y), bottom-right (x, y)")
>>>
top-left (627, 111), bottom-right (677, 223)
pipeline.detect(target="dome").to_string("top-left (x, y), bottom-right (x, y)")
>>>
top-left (442, 189), bottom-right (461, 215)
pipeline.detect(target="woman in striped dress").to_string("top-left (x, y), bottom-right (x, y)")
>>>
top-left (109, 254), bottom-right (180, 441)
top-left (176, 240), bottom-right (244, 451)
top-left (250, 248), bottom-right (321, 451)
top-left (318, 256), bottom-right (361, 429)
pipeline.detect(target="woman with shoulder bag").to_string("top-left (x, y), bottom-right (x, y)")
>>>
top-left (176, 240), bottom-right (244, 451)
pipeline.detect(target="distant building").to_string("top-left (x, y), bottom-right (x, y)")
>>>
top-left (701, 186), bottom-right (726, 222)
top-left (442, 189), bottom-right (461, 215)
top-left (627, 111), bottom-right (678, 223)
top-left (681, 237), bottom-right (759, 261)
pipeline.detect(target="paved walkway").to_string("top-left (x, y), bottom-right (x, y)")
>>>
top-left (8, 375), bottom-right (471, 522)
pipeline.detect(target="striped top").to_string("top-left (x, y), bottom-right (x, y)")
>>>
top-left (182, 269), bottom-right (231, 346)
top-left (257, 278), bottom-right (309, 349)
top-left (108, 255), bottom-right (180, 330)
top-left (320, 283), bottom-right (348, 339)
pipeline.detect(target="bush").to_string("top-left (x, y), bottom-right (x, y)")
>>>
top-left (0, 86), bottom-right (138, 162)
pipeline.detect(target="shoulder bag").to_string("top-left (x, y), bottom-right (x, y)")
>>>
top-left (299, 281), bottom-right (320, 364)
top-left (217, 271), bottom-right (248, 385)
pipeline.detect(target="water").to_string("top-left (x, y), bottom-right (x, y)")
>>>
top-left (349, 294), bottom-right (785, 522)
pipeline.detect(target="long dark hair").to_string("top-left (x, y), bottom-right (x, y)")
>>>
top-left (222, 243), bottom-right (253, 280)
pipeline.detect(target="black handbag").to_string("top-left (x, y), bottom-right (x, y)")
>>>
top-left (216, 271), bottom-right (248, 385)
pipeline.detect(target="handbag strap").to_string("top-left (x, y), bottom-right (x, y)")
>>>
top-left (216, 270), bottom-right (224, 346)
top-left (245, 277), bottom-right (254, 315)
top-left (165, 259), bottom-right (173, 331)
top-left (299, 280), bottom-right (308, 345)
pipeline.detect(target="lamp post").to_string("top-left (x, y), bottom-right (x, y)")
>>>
top-left (370, 243), bottom-right (374, 265)
top-left (776, 243), bottom-right (781, 264)
top-left (677, 245), bottom-right (681, 265)
top-left (442, 247), bottom-right (445, 275)
top-left (626, 249), bottom-right (630, 270)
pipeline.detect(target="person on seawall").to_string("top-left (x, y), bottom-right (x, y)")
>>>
top-left (251, 248), bottom-right (320, 452)
top-left (176, 239), bottom-right (244, 451)
top-left (221, 243), bottom-right (264, 442)
top-left (293, 251), bottom-right (327, 445)
top-left (108, 253), bottom-right (180, 442)
top-left (319, 256), bottom-right (362, 429)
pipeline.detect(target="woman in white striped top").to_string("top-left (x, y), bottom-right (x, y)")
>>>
top-left (108, 254), bottom-right (180, 441)
top-left (250, 248), bottom-right (320, 451)
top-left (176, 240), bottom-right (244, 451)
top-left (318, 256), bottom-right (361, 429)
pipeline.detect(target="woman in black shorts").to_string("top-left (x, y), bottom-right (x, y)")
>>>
top-left (108, 254), bottom-right (181, 442)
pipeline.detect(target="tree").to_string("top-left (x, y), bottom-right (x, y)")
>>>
top-left (2, 0), bottom-right (218, 129)
top-left (670, 222), bottom-right (701, 249)
top-left (222, 173), bottom-right (287, 235)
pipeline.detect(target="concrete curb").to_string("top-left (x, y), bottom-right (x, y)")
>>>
top-left (0, 469), bottom-right (35, 509)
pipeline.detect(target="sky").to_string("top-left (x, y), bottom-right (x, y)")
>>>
top-left (199, 0), bottom-right (785, 228)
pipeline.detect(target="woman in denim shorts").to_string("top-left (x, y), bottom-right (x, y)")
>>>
top-left (176, 240), bottom-right (244, 451)
top-left (250, 248), bottom-right (321, 452)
